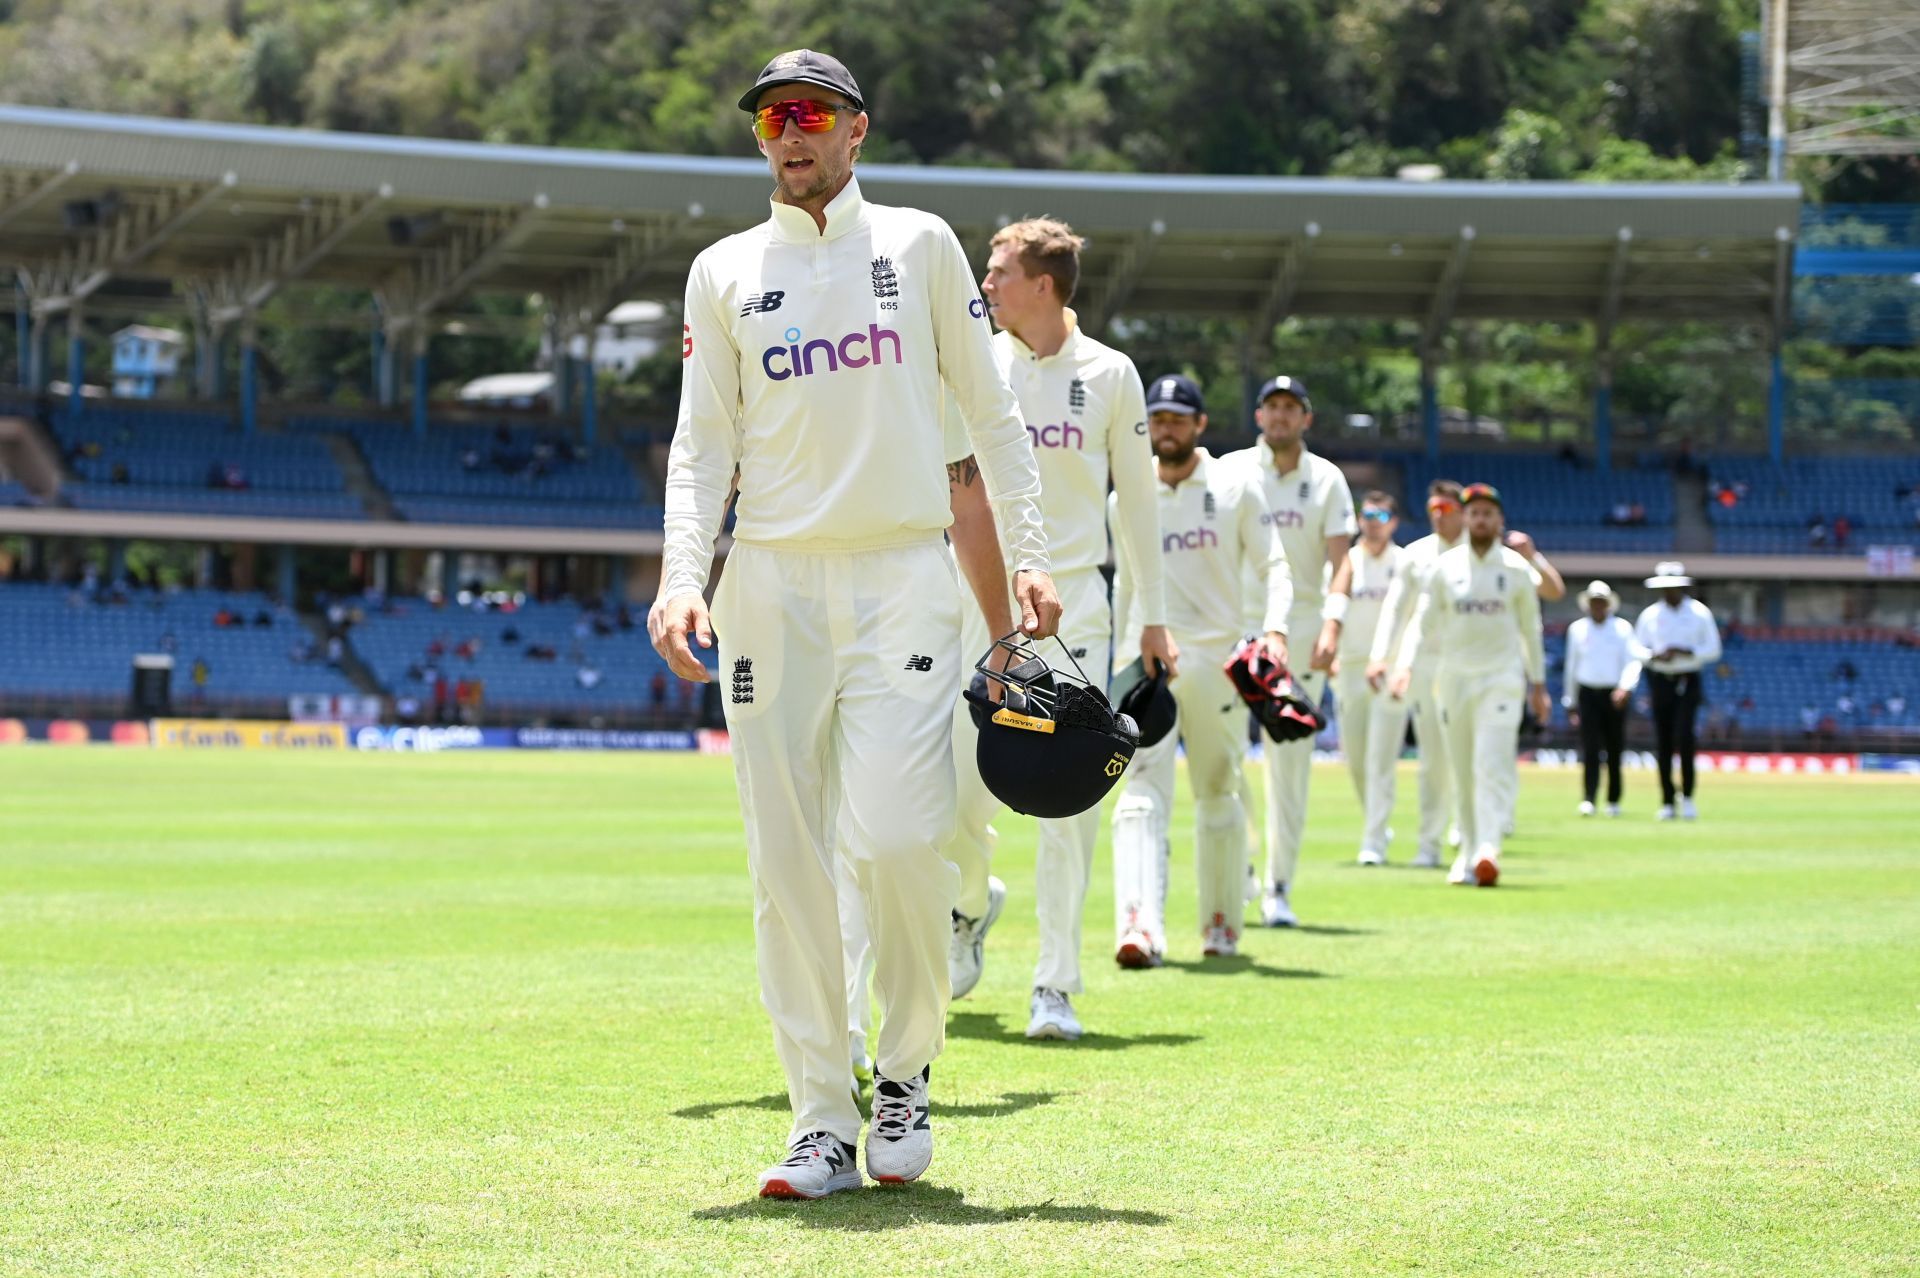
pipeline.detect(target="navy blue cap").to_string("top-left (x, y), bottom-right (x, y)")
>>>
top-left (1256, 375), bottom-right (1312, 411)
top-left (1145, 373), bottom-right (1204, 416)
top-left (740, 50), bottom-right (865, 111)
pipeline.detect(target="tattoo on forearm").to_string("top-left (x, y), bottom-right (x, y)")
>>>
top-left (947, 457), bottom-right (980, 489)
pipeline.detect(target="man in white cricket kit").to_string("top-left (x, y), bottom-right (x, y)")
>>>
top-left (1225, 375), bottom-right (1356, 928)
top-left (651, 50), bottom-right (1060, 1200)
top-left (941, 218), bottom-right (1176, 1044)
top-left (1109, 374), bottom-right (1291, 964)
top-left (1365, 480), bottom-right (1465, 868)
top-left (1330, 491), bottom-right (1409, 866)
top-left (1388, 484), bottom-right (1551, 887)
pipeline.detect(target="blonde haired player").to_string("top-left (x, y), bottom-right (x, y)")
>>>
top-left (1330, 491), bottom-right (1410, 866)
top-left (1108, 374), bottom-right (1291, 964)
top-left (1387, 484), bottom-right (1550, 887)
top-left (941, 216), bottom-right (1176, 1043)
top-left (1226, 375), bottom-right (1357, 928)
top-left (653, 50), bottom-right (1060, 1198)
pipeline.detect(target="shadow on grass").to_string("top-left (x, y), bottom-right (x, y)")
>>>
top-left (693, 1184), bottom-right (1170, 1229)
top-left (1287, 923), bottom-right (1375, 936)
top-left (672, 1093), bottom-right (789, 1120)
top-left (1159, 955), bottom-right (1328, 979)
top-left (945, 1011), bottom-right (1199, 1050)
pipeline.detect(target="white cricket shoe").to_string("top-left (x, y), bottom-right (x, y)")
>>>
top-left (1606, 803), bottom-right (1622, 818)
top-left (1656, 804), bottom-right (1676, 822)
top-left (1577, 800), bottom-right (1596, 817)
top-left (1259, 883), bottom-right (1298, 928)
top-left (948, 875), bottom-right (1006, 1000)
top-left (1412, 846), bottom-right (1442, 869)
top-left (1447, 852), bottom-right (1473, 885)
top-left (1115, 928), bottom-right (1162, 970)
top-left (865, 1066), bottom-right (932, 1183)
top-left (1447, 826), bottom-right (1463, 849)
top-left (758, 1131), bottom-right (862, 1199)
top-left (1202, 915), bottom-right (1239, 957)
top-left (1680, 797), bottom-right (1699, 821)
top-left (1025, 987), bottom-right (1082, 1041)
top-left (1357, 847), bottom-right (1386, 867)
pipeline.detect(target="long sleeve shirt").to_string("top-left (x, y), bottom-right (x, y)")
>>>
top-left (1633, 598), bottom-right (1723, 676)
top-left (1394, 542), bottom-right (1546, 684)
top-left (1222, 441), bottom-right (1357, 617)
top-left (659, 177), bottom-right (1046, 603)
top-left (1338, 542), bottom-right (1408, 664)
top-left (993, 313), bottom-right (1164, 624)
top-left (1561, 614), bottom-right (1643, 707)
top-left (1111, 448), bottom-right (1291, 663)
top-left (1367, 530), bottom-right (1462, 668)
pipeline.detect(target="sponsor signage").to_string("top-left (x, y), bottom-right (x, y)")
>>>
top-left (352, 726), bottom-right (514, 752)
top-left (514, 727), bottom-right (697, 751)
top-left (289, 694), bottom-right (385, 727)
top-left (1528, 748), bottom-right (1862, 774)
top-left (151, 719), bottom-right (348, 749)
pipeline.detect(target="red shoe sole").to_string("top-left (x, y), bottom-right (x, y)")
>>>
top-left (1116, 941), bottom-right (1156, 969)
top-left (759, 1179), bottom-right (810, 1199)
top-left (1473, 857), bottom-right (1499, 887)
top-left (873, 1174), bottom-right (908, 1184)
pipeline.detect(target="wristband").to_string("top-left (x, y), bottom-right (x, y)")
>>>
top-left (1320, 594), bottom-right (1349, 624)
top-left (1531, 552), bottom-right (1550, 571)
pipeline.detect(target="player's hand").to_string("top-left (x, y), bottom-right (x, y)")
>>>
top-left (1140, 625), bottom-right (1179, 680)
top-left (1262, 630), bottom-right (1289, 671)
top-left (1365, 659), bottom-right (1388, 692)
top-left (1567, 710), bottom-right (1580, 728)
top-left (1610, 687), bottom-right (1630, 708)
top-left (1505, 529), bottom-right (1537, 558)
top-left (1311, 619), bottom-right (1339, 671)
top-left (651, 592), bottom-right (714, 682)
top-left (1386, 668), bottom-right (1412, 700)
top-left (1013, 570), bottom-right (1062, 639)
top-left (1529, 683), bottom-right (1552, 725)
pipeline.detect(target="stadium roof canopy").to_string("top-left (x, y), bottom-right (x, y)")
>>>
top-left (0, 106), bottom-right (1802, 343)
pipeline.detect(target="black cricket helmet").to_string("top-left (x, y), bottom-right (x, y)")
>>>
top-left (1109, 656), bottom-right (1177, 749)
top-left (963, 632), bottom-right (1140, 818)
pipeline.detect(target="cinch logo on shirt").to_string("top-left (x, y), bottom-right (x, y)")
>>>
top-left (761, 324), bottom-right (903, 381)
top-left (1262, 509), bottom-right (1307, 529)
top-left (1454, 598), bottom-right (1507, 615)
top-left (1027, 421), bottom-right (1084, 449)
top-left (1163, 526), bottom-right (1219, 553)
top-left (1353, 585), bottom-right (1391, 601)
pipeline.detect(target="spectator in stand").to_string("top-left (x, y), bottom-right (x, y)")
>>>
top-left (213, 607), bottom-right (237, 628)
top-left (1800, 703), bottom-right (1820, 738)
top-left (1888, 694), bottom-right (1909, 726)
top-left (396, 694), bottom-right (421, 724)
top-left (190, 657), bottom-right (210, 703)
top-left (650, 671), bottom-right (669, 711)
top-left (500, 625), bottom-right (521, 645)
top-left (1807, 515), bottom-right (1828, 548)
top-left (454, 637), bottom-right (480, 661)
top-left (253, 609), bottom-right (273, 627)
top-left (1835, 659), bottom-right (1858, 683)
top-left (1831, 515), bottom-right (1851, 549)
top-left (576, 662), bottom-right (603, 690)
top-left (326, 636), bottom-right (344, 666)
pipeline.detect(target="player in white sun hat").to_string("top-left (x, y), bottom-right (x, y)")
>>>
top-left (1633, 561), bottom-right (1721, 822)
top-left (1562, 578), bottom-right (1640, 818)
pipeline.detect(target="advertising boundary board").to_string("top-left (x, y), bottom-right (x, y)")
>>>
top-left (150, 719), bottom-right (349, 749)
top-left (1527, 748), bottom-right (1865, 775)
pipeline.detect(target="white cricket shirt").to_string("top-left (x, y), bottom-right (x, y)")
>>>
top-left (660, 177), bottom-right (1046, 602)
top-left (1111, 447), bottom-right (1292, 660)
top-left (1223, 439), bottom-right (1357, 614)
top-left (1633, 598), bottom-right (1723, 676)
top-left (1562, 614), bottom-right (1642, 706)
top-left (1368, 530), bottom-right (1462, 668)
top-left (1338, 541), bottom-right (1408, 663)
top-left (997, 314), bottom-right (1164, 624)
top-left (1394, 542), bottom-right (1546, 683)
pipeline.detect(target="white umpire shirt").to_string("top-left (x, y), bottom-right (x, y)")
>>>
top-left (661, 176), bottom-right (1047, 602)
top-left (1633, 598), bottom-right (1723, 677)
top-left (1561, 614), bottom-right (1642, 708)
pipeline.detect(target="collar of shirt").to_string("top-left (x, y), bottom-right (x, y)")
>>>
top-left (1157, 446), bottom-right (1213, 494)
top-left (1255, 437), bottom-right (1314, 482)
top-left (766, 175), bottom-right (868, 244)
top-left (1004, 308), bottom-right (1083, 365)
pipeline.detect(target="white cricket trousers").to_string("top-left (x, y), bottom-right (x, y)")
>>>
top-left (1112, 648), bottom-right (1248, 948)
top-left (1333, 665), bottom-right (1412, 855)
top-left (944, 565), bottom-right (1112, 994)
top-left (1433, 664), bottom-right (1526, 863)
top-left (1261, 606), bottom-right (1327, 893)
top-left (712, 539), bottom-right (962, 1147)
top-left (1406, 656), bottom-right (1456, 856)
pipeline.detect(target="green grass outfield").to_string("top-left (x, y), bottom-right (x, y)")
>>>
top-left (1, 749), bottom-right (1915, 1277)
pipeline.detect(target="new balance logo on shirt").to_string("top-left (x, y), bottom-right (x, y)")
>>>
top-left (904, 654), bottom-right (934, 672)
top-left (740, 291), bottom-right (785, 316)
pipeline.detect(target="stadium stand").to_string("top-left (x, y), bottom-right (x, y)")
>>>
top-left (343, 595), bottom-right (705, 721)
top-left (1391, 452), bottom-right (1678, 553)
top-left (1705, 455), bottom-right (1920, 554)
top-left (0, 582), bottom-right (361, 711)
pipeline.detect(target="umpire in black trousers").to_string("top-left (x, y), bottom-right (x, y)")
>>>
top-left (1562, 580), bottom-right (1640, 816)
top-left (1631, 562), bottom-right (1723, 821)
